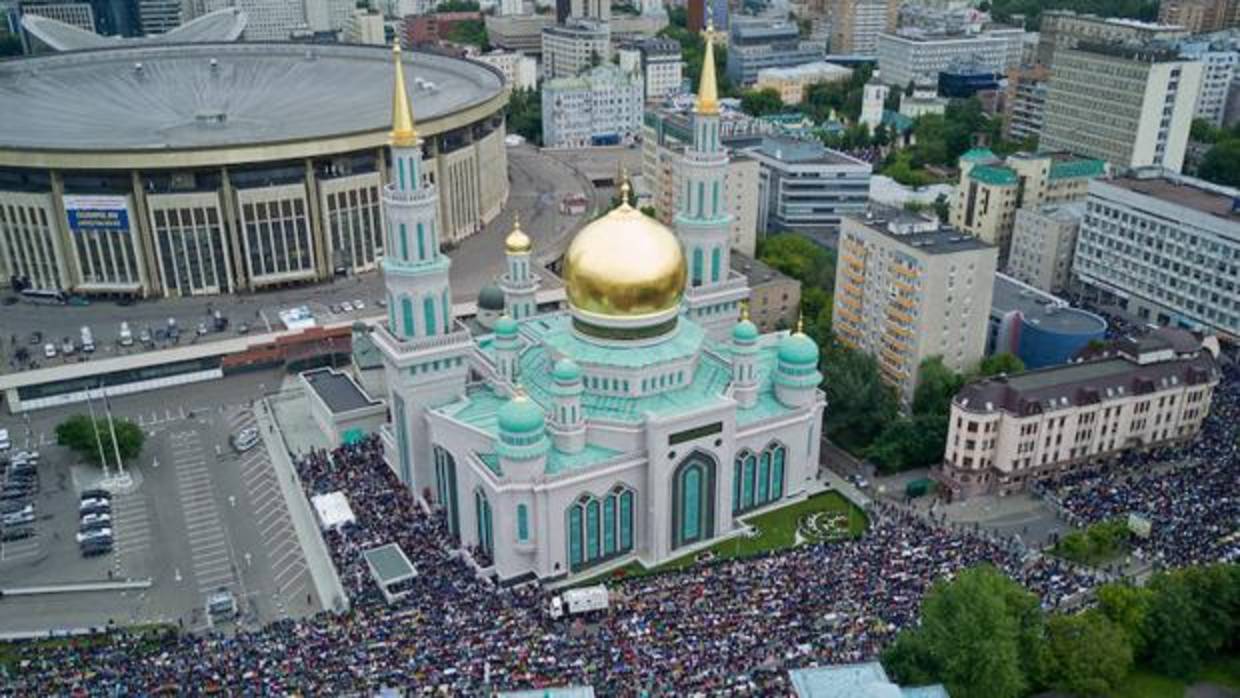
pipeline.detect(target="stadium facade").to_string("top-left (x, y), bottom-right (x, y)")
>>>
top-left (0, 42), bottom-right (509, 298)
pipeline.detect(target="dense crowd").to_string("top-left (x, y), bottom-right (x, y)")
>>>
top-left (1040, 362), bottom-right (1240, 569)
top-left (5, 366), bottom-right (1236, 695)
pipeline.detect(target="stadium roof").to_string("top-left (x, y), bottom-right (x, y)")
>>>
top-left (0, 42), bottom-right (505, 153)
top-left (20, 8), bottom-right (247, 52)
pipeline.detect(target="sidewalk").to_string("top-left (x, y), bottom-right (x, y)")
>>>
top-left (254, 400), bottom-right (349, 614)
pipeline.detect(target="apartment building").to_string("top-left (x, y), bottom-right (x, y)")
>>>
top-left (1007, 202), bottom-right (1084, 295)
top-left (621, 37), bottom-right (684, 101)
top-left (1073, 169), bottom-right (1240, 340)
top-left (1159, 0), bottom-right (1239, 34)
top-left (473, 50), bottom-right (539, 90)
top-left (736, 136), bottom-right (872, 239)
top-left (951, 149), bottom-right (1105, 261)
top-left (939, 327), bottom-right (1219, 499)
top-left (541, 64), bottom-right (643, 148)
top-left (833, 206), bottom-right (999, 407)
top-left (540, 19), bottom-right (610, 80)
top-left (829, 0), bottom-right (898, 56)
top-left (875, 26), bottom-right (1026, 89)
top-left (344, 7), bottom-right (385, 44)
top-left (1035, 10), bottom-right (1190, 67)
top-left (726, 19), bottom-right (823, 86)
top-left (755, 61), bottom-right (852, 105)
top-left (1177, 32), bottom-right (1240, 128)
top-left (1003, 64), bottom-right (1049, 142)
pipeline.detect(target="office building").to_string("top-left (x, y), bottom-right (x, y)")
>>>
top-left (1177, 32), bottom-right (1240, 128)
top-left (1007, 202), bottom-right (1084, 295)
top-left (1073, 170), bottom-right (1240, 340)
top-left (988, 272), bottom-right (1106, 369)
top-left (541, 64), bottom-right (643, 148)
top-left (345, 7), bottom-right (385, 44)
top-left (939, 327), bottom-right (1219, 500)
top-left (541, 19), bottom-right (609, 80)
top-left (473, 50), bottom-right (538, 90)
top-left (1041, 43), bottom-right (1202, 174)
top-left (407, 12), bottom-right (481, 46)
top-left (485, 14), bottom-right (550, 53)
top-left (1035, 10), bottom-right (1190, 67)
top-left (735, 136), bottom-right (872, 239)
top-left (498, 0), bottom-right (522, 16)
top-left (726, 19), bottom-right (823, 86)
top-left (937, 62), bottom-right (1001, 98)
top-left (1003, 64), bottom-right (1048, 142)
top-left (623, 37), bottom-right (684, 101)
top-left (135, 0), bottom-right (181, 34)
top-left (875, 26), bottom-right (1026, 88)
top-left (304, 0), bottom-right (354, 34)
top-left (231, 0), bottom-right (307, 40)
top-left (829, 0), bottom-right (898, 56)
top-left (734, 252), bottom-right (801, 332)
top-left (755, 61), bottom-right (852, 105)
top-left (899, 2), bottom-right (985, 34)
top-left (833, 205), bottom-right (999, 406)
top-left (569, 0), bottom-right (608, 21)
top-left (1159, 0), bottom-right (1239, 34)
top-left (686, 0), bottom-right (726, 32)
top-left (859, 78), bottom-right (888, 131)
top-left (951, 149), bottom-right (1104, 260)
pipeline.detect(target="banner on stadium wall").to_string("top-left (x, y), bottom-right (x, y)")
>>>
top-left (63, 194), bottom-right (132, 234)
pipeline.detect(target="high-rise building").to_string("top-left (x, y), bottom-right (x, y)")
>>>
top-left (621, 37), bottom-right (684, 101)
top-left (1006, 202), bottom-right (1084, 296)
top-left (304, 0), bottom-right (354, 34)
top-left (345, 7), bottom-right (385, 44)
top-left (569, 0), bottom-right (607, 22)
top-left (726, 19), bottom-right (823, 86)
top-left (233, 0), bottom-right (307, 40)
top-left (1003, 64), bottom-right (1048, 143)
top-left (687, 0), bottom-right (704, 33)
top-left (833, 205), bottom-right (999, 407)
top-left (1035, 10), bottom-right (1190, 67)
top-left (1040, 43), bottom-right (1203, 174)
top-left (676, 35), bottom-right (749, 340)
top-left (859, 78), bottom-right (888, 131)
top-left (1073, 169), bottom-right (1240, 340)
top-left (135, 0), bottom-right (181, 34)
top-left (875, 26), bottom-right (1026, 88)
top-left (1158, 0), bottom-right (1239, 34)
top-left (540, 64), bottom-right (643, 148)
top-left (540, 19), bottom-right (609, 80)
top-left (473, 50), bottom-right (539, 90)
top-left (950, 148), bottom-right (1104, 261)
top-left (829, 0), bottom-right (898, 56)
top-left (1177, 32), bottom-right (1240, 128)
top-left (939, 327), bottom-right (1219, 500)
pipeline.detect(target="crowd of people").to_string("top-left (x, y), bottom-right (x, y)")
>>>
top-left (5, 365), bottom-right (1236, 695)
top-left (1040, 361), bottom-right (1240, 569)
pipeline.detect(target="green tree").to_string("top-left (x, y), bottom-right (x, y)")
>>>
top-left (740, 87), bottom-right (784, 116)
top-left (443, 19), bottom-right (488, 48)
top-left (1095, 582), bottom-right (1153, 657)
top-left (55, 414), bottom-right (145, 467)
top-left (865, 413), bottom-right (949, 474)
top-left (1198, 139), bottom-right (1240, 188)
top-left (434, 0), bottom-right (480, 10)
top-left (822, 342), bottom-right (900, 453)
top-left (884, 565), bottom-right (1046, 698)
top-left (932, 193), bottom-right (950, 223)
top-left (506, 87), bottom-right (542, 144)
top-left (757, 233), bottom-right (835, 290)
top-left (1044, 612), bottom-right (1134, 696)
top-left (1145, 571), bottom-right (1217, 677)
top-left (912, 356), bottom-right (965, 417)
top-left (976, 352), bottom-right (1025, 378)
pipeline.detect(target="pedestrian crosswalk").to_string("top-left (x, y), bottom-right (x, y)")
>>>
top-left (170, 430), bottom-right (237, 595)
top-left (110, 492), bottom-right (152, 573)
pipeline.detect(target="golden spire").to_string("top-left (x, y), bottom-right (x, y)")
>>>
top-left (695, 18), bottom-right (720, 116)
top-left (740, 300), bottom-right (750, 322)
top-left (796, 310), bottom-right (805, 335)
top-left (505, 212), bottom-right (531, 253)
top-left (390, 43), bottom-right (418, 147)
top-left (618, 166), bottom-right (633, 209)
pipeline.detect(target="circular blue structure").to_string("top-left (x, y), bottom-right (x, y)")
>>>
top-left (1015, 306), bottom-right (1107, 369)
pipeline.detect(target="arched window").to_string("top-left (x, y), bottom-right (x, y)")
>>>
top-left (770, 443), bottom-right (786, 500)
top-left (434, 446), bottom-right (459, 541)
top-left (696, 181), bottom-right (705, 218)
top-left (399, 223), bottom-right (409, 261)
top-left (394, 396), bottom-right (410, 485)
top-left (711, 181), bottom-right (720, 218)
top-left (711, 247), bottom-right (721, 283)
top-left (742, 452), bottom-right (756, 510)
top-left (734, 443), bottom-right (786, 515)
top-left (672, 452), bottom-right (716, 549)
top-left (475, 488), bottom-right (493, 557)
top-left (757, 450), bottom-right (771, 503)
top-left (423, 296), bottom-right (437, 337)
top-left (566, 487), bottom-right (635, 572)
top-left (401, 296), bottom-right (415, 337)
top-left (517, 504), bottom-right (529, 542)
top-left (441, 290), bottom-right (451, 333)
top-left (416, 222), bottom-right (426, 261)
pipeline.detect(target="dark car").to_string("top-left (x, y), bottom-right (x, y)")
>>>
top-left (0, 526), bottom-right (33, 542)
top-left (79, 518), bottom-right (111, 533)
top-left (80, 540), bottom-right (113, 557)
top-left (80, 503), bottom-right (110, 517)
top-left (80, 488), bottom-right (111, 501)
top-left (0, 490), bottom-right (30, 502)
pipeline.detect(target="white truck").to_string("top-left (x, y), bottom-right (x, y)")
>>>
top-left (118, 322), bottom-right (133, 347)
top-left (80, 326), bottom-right (95, 353)
top-left (547, 584), bottom-right (609, 620)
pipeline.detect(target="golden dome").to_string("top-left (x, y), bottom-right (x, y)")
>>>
top-left (564, 200), bottom-right (686, 317)
top-left (505, 214), bottom-right (531, 253)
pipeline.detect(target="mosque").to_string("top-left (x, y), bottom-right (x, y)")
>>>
top-left (375, 39), bottom-right (826, 583)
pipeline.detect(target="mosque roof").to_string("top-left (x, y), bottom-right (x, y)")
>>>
top-left (478, 284), bottom-right (506, 311)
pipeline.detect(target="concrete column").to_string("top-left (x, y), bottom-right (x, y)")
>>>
top-left (48, 171), bottom-right (81, 292)
top-left (129, 171), bottom-right (159, 298)
top-left (304, 158), bottom-right (329, 282)
top-left (219, 167), bottom-right (248, 292)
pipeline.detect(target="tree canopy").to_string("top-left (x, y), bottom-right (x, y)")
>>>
top-left (756, 233), bottom-right (836, 291)
top-left (822, 342), bottom-right (900, 453)
top-left (1198, 139), bottom-right (1240, 188)
top-left (988, 0), bottom-right (1157, 28)
top-left (506, 88), bottom-right (542, 144)
top-left (55, 414), bottom-right (145, 467)
top-left (1044, 611), bottom-right (1134, 696)
top-left (740, 87), bottom-right (784, 117)
top-left (976, 352), bottom-right (1025, 378)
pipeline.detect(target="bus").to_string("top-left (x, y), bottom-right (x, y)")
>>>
top-left (20, 288), bottom-right (65, 305)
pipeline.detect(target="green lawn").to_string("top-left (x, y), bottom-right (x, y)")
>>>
top-left (0, 624), bottom-right (175, 674)
top-left (1110, 657), bottom-right (1240, 698)
top-left (577, 491), bottom-right (867, 585)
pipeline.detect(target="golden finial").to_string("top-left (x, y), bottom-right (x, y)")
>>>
top-left (696, 17), bottom-right (720, 116)
top-left (740, 300), bottom-right (750, 322)
top-left (505, 212), bottom-right (531, 253)
top-left (390, 42), bottom-right (418, 147)
top-left (618, 166), bottom-right (633, 208)
top-left (796, 310), bottom-right (805, 335)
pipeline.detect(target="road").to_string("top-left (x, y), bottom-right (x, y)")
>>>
top-left (0, 144), bottom-right (614, 376)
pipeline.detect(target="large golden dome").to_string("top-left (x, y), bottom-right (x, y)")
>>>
top-left (564, 201), bottom-right (686, 317)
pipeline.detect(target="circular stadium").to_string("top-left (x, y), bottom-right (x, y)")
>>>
top-left (0, 42), bottom-right (509, 298)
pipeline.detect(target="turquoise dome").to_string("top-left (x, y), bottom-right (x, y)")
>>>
top-left (778, 332), bottom-right (819, 365)
top-left (495, 315), bottom-right (518, 337)
top-left (732, 319), bottom-right (759, 343)
top-left (478, 284), bottom-right (506, 311)
top-left (553, 358), bottom-right (582, 382)
top-left (498, 394), bottom-right (545, 433)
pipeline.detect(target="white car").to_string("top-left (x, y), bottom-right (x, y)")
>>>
top-left (76, 528), bottom-right (113, 544)
top-left (80, 497), bottom-right (110, 511)
top-left (341, 301), bottom-right (354, 312)
top-left (80, 512), bottom-right (111, 527)
top-left (43, 343), bottom-right (57, 358)
top-left (353, 299), bottom-right (365, 310)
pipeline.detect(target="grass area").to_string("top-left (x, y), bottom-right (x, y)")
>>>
top-left (576, 491), bottom-right (867, 585)
top-left (0, 623), bottom-right (175, 674)
top-left (1110, 656), bottom-right (1240, 698)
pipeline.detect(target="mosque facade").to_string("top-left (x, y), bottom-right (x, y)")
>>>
top-left (376, 39), bottom-right (826, 583)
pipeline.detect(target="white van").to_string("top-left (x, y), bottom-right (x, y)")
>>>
top-left (118, 322), bottom-right (133, 347)
top-left (80, 326), bottom-right (95, 353)
top-left (0, 428), bottom-right (10, 452)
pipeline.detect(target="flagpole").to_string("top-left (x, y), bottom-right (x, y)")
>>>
top-left (102, 388), bottom-right (126, 479)
top-left (84, 383), bottom-right (111, 480)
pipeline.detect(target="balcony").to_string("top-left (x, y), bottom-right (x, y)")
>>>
top-left (891, 263), bottom-right (918, 279)
top-left (384, 182), bottom-right (437, 204)
top-left (836, 305), bottom-right (862, 326)
top-left (892, 277), bottom-right (916, 294)
top-left (839, 281), bottom-right (864, 301)
top-left (884, 320), bottom-right (913, 339)
top-left (890, 293), bottom-right (916, 311)
top-left (372, 321), bottom-right (474, 359)
top-left (886, 307), bottom-right (914, 325)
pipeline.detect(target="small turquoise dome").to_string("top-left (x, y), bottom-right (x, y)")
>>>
top-left (498, 394), bottom-right (545, 433)
top-left (732, 318), bottom-right (759, 343)
top-left (778, 331), bottom-right (819, 365)
top-left (478, 284), bottom-right (505, 311)
top-left (553, 358), bottom-right (582, 382)
top-left (495, 315), bottom-right (518, 337)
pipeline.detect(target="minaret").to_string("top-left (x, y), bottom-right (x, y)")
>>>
top-left (494, 314), bottom-right (520, 383)
top-left (774, 314), bottom-right (822, 408)
top-left (375, 43), bottom-right (471, 496)
top-left (499, 213), bottom-right (539, 320)
top-left (548, 358), bottom-right (586, 454)
top-left (731, 302), bottom-right (759, 408)
top-left (677, 20), bottom-right (747, 341)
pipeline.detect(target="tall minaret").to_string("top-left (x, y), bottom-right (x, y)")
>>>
top-left (677, 21), bottom-right (747, 341)
top-left (498, 213), bottom-right (539, 320)
top-left (376, 44), bottom-right (471, 497)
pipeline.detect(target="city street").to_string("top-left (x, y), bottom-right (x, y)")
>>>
top-left (0, 144), bottom-right (616, 376)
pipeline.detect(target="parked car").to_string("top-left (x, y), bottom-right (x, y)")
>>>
top-left (1, 502), bottom-right (32, 516)
top-left (76, 528), bottom-right (112, 544)
top-left (119, 322), bottom-right (134, 347)
top-left (61, 338), bottom-right (75, 355)
top-left (79, 512), bottom-right (111, 527)
top-left (43, 343), bottom-right (56, 359)
top-left (331, 304), bottom-right (344, 313)
top-left (236, 323), bottom-right (250, 335)
top-left (80, 488), bottom-right (111, 501)
top-left (231, 428), bottom-right (260, 453)
top-left (196, 322), bottom-right (208, 336)
top-left (3, 510), bottom-right (34, 526)
top-left (0, 526), bottom-right (33, 542)
top-left (353, 299), bottom-right (365, 309)
top-left (139, 328), bottom-right (152, 345)
top-left (376, 298), bottom-right (387, 308)
top-left (79, 518), bottom-right (111, 533)
top-left (80, 497), bottom-right (110, 511)
top-left (80, 503), bottom-right (110, 517)
top-left (81, 540), bottom-right (113, 557)
top-left (0, 490), bottom-right (30, 502)
top-left (341, 301), bottom-right (354, 312)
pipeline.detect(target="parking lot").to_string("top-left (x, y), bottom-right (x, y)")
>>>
top-left (0, 374), bottom-right (322, 634)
